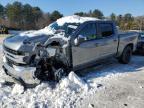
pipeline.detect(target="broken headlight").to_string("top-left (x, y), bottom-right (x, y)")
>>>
top-left (23, 56), bottom-right (30, 63)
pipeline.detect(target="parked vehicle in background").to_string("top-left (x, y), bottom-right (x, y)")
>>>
top-left (2, 15), bottom-right (139, 86)
top-left (136, 32), bottom-right (144, 55)
top-left (0, 25), bottom-right (9, 34)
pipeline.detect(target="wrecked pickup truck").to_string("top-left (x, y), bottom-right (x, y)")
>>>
top-left (2, 15), bottom-right (139, 86)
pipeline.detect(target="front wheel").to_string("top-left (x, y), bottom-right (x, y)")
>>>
top-left (118, 46), bottom-right (132, 64)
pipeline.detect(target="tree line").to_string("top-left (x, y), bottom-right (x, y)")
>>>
top-left (0, 1), bottom-right (63, 30)
top-left (0, 1), bottom-right (144, 31)
top-left (75, 11), bottom-right (144, 31)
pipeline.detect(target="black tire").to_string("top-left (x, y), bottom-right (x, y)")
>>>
top-left (118, 46), bottom-right (132, 64)
top-left (140, 45), bottom-right (144, 56)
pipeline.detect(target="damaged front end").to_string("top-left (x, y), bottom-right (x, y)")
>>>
top-left (3, 36), bottom-right (71, 86)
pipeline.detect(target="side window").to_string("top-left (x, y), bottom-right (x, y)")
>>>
top-left (99, 23), bottom-right (114, 38)
top-left (141, 33), bottom-right (144, 38)
top-left (79, 23), bottom-right (97, 40)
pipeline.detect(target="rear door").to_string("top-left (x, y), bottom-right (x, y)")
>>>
top-left (97, 22), bottom-right (118, 57)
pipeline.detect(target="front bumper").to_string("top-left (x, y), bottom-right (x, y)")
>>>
top-left (3, 60), bottom-right (40, 86)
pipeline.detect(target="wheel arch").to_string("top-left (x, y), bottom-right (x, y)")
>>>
top-left (125, 43), bottom-right (134, 51)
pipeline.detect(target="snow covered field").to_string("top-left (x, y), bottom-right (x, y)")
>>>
top-left (0, 40), bottom-right (144, 108)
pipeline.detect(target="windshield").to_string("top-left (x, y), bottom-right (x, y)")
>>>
top-left (49, 22), bottom-right (80, 36)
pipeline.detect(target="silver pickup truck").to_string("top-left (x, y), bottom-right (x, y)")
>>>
top-left (2, 15), bottom-right (138, 86)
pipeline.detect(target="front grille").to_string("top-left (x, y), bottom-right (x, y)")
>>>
top-left (3, 45), bottom-right (24, 55)
top-left (6, 57), bottom-right (27, 67)
top-left (6, 57), bottom-right (13, 67)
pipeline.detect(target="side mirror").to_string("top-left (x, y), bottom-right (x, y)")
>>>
top-left (78, 35), bottom-right (86, 42)
top-left (74, 35), bottom-right (86, 46)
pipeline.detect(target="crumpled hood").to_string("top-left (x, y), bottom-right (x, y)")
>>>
top-left (3, 25), bottom-right (56, 51)
top-left (3, 35), bottom-right (50, 51)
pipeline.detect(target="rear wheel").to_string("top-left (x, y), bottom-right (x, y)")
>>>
top-left (118, 46), bottom-right (132, 64)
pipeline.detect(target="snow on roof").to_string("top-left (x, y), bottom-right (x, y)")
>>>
top-left (19, 28), bottom-right (55, 37)
top-left (19, 15), bottom-right (99, 37)
top-left (56, 15), bottom-right (99, 26)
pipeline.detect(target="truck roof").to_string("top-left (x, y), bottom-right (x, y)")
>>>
top-left (56, 15), bottom-right (100, 26)
top-left (19, 15), bottom-right (110, 37)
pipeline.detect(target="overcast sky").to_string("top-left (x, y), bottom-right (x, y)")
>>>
top-left (0, 0), bottom-right (144, 16)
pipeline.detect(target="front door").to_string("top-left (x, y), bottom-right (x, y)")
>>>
top-left (72, 22), bottom-right (101, 67)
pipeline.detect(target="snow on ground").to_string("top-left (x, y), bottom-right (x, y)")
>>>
top-left (0, 69), bottom-right (123, 108)
top-left (0, 43), bottom-right (144, 108)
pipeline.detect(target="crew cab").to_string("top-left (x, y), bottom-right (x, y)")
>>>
top-left (2, 15), bottom-right (139, 86)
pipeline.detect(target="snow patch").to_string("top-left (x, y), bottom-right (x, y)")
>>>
top-left (139, 85), bottom-right (143, 89)
top-left (56, 15), bottom-right (99, 26)
top-left (0, 69), bottom-right (8, 83)
top-left (0, 69), bottom-right (124, 108)
top-left (19, 27), bottom-right (55, 37)
top-left (59, 71), bottom-right (89, 92)
top-left (34, 83), bottom-right (51, 93)
top-left (12, 84), bottom-right (24, 95)
top-left (88, 103), bottom-right (95, 108)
